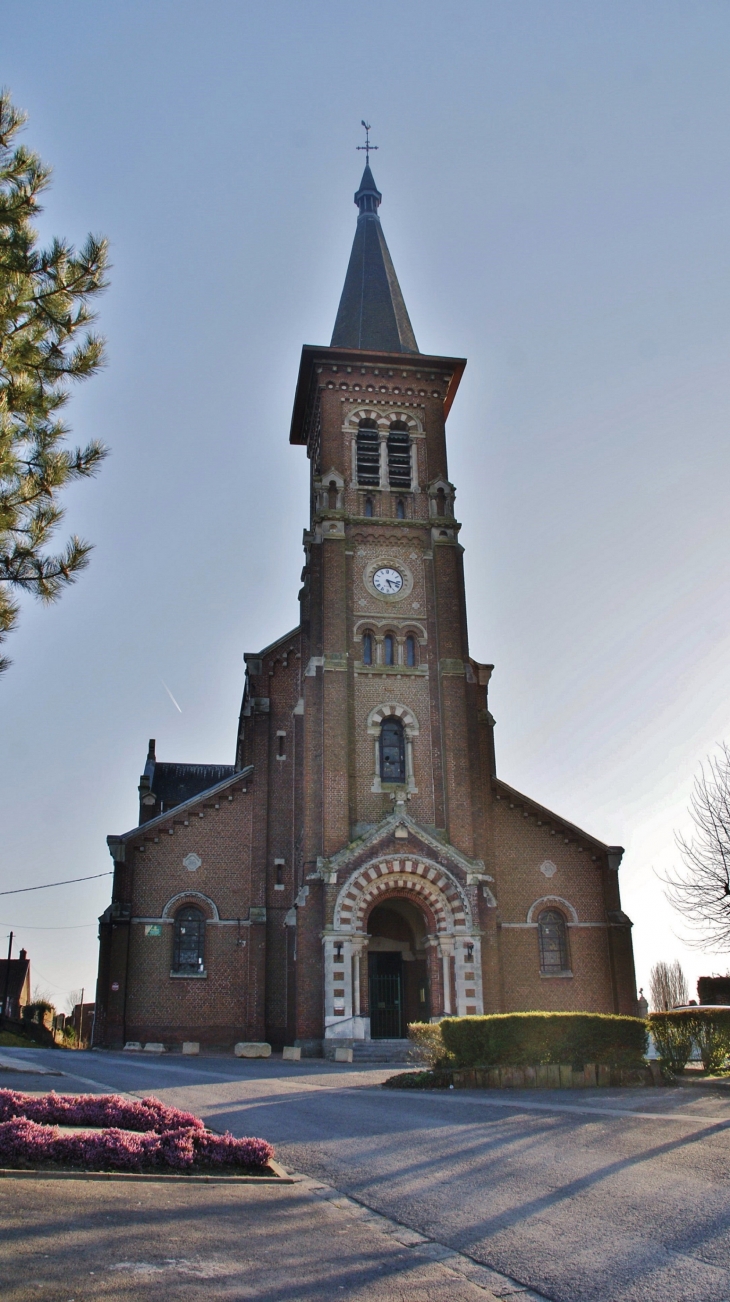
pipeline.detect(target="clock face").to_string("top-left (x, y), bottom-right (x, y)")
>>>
top-left (373, 567), bottom-right (403, 595)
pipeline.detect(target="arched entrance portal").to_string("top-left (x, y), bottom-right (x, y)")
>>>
top-left (367, 898), bottom-right (430, 1039)
top-left (324, 854), bottom-right (484, 1043)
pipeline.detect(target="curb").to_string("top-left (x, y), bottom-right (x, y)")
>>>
top-left (0, 1157), bottom-right (293, 1185)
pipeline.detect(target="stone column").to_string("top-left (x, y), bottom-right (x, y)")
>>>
top-left (351, 935), bottom-right (368, 1021)
top-left (439, 937), bottom-right (455, 1015)
top-left (425, 935), bottom-right (442, 1017)
top-left (379, 431), bottom-right (389, 489)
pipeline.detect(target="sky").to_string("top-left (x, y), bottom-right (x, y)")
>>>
top-left (2, 1), bottom-right (730, 1012)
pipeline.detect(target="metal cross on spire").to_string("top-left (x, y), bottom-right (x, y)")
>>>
top-left (356, 121), bottom-right (378, 165)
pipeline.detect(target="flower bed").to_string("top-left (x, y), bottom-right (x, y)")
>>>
top-left (0, 1090), bottom-right (273, 1174)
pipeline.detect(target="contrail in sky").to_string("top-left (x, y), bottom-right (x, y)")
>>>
top-left (160, 678), bottom-right (182, 713)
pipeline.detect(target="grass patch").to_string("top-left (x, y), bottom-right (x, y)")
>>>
top-left (0, 1033), bottom-right (39, 1049)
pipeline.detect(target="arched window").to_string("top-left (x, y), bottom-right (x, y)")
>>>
top-left (173, 906), bottom-right (205, 974)
top-left (387, 422), bottom-right (411, 489)
top-left (396, 498), bottom-right (405, 519)
top-left (538, 909), bottom-right (569, 975)
top-left (328, 480), bottom-right (338, 509)
top-left (406, 635), bottom-right (416, 667)
top-left (362, 632), bottom-right (373, 665)
top-left (380, 717), bottom-right (406, 783)
top-left (364, 496), bottom-right (374, 517)
top-left (357, 419), bottom-right (380, 486)
top-left (384, 634), bottom-right (395, 666)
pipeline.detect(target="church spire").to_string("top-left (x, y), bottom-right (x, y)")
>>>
top-left (330, 164), bottom-right (419, 354)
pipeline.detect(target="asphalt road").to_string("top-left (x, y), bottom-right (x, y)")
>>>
top-left (2, 1047), bottom-right (730, 1302)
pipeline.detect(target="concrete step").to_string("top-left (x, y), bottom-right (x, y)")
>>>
top-left (352, 1039), bottom-right (411, 1064)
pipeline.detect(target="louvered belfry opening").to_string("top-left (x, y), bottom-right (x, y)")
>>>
top-left (357, 419), bottom-right (380, 486)
top-left (387, 422), bottom-right (411, 489)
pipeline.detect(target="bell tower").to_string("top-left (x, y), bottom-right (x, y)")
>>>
top-left (291, 163), bottom-right (491, 857)
top-left (288, 164), bottom-right (498, 1047)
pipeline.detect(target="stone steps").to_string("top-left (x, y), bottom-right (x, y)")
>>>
top-left (352, 1039), bottom-right (411, 1064)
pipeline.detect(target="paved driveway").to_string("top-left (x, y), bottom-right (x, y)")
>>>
top-left (1, 1048), bottom-right (729, 1302)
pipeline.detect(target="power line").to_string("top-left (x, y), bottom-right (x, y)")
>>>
top-left (0, 921), bottom-right (97, 931)
top-left (31, 967), bottom-right (84, 995)
top-left (0, 872), bottom-right (112, 898)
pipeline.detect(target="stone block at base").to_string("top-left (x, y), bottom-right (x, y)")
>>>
top-left (295, 1038), bottom-right (323, 1058)
top-left (123, 1042), bottom-right (142, 1052)
top-left (143, 1043), bottom-right (166, 1054)
top-left (182, 1041), bottom-right (199, 1055)
top-left (334, 1046), bottom-right (353, 1063)
top-left (234, 1042), bottom-right (272, 1058)
top-left (282, 1046), bottom-right (301, 1061)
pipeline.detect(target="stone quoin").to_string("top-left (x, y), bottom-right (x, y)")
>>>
top-left (94, 162), bottom-right (638, 1052)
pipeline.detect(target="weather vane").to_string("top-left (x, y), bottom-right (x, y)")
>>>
top-left (357, 121), bottom-right (378, 165)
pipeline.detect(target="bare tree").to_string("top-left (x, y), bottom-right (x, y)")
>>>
top-left (65, 988), bottom-right (83, 1017)
top-left (664, 743), bottom-right (730, 951)
top-left (31, 985), bottom-right (54, 1009)
top-left (649, 959), bottom-right (689, 1011)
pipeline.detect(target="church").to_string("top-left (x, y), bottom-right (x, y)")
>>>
top-left (94, 162), bottom-right (638, 1055)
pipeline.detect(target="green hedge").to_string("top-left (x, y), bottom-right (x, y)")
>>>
top-left (649, 1009), bottom-right (730, 1074)
top-left (439, 1013), bottom-right (648, 1069)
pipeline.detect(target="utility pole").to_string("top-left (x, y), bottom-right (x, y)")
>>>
top-left (77, 986), bottom-right (84, 1048)
top-left (1, 932), bottom-right (13, 1024)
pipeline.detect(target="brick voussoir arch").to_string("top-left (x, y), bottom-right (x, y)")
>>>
top-left (334, 856), bottom-right (472, 934)
top-left (161, 891), bottom-right (220, 922)
top-left (344, 407), bottom-right (423, 436)
top-left (366, 702), bottom-right (420, 737)
top-left (526, 896), bottom-right (578, 925)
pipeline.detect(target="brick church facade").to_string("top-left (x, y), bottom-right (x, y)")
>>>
top-left (94, 164), bottom-right (638, 1053)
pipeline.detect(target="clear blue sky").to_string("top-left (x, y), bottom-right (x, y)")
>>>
top-left (3, 1), bottom-right (730, 1010)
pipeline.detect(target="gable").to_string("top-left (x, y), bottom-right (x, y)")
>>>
top-left (317, 808), bottom-right (493, 891)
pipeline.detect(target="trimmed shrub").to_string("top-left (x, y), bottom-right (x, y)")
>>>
top-left (407, 1023), bottom-right (447, 1067)
top-left (439, 1013), bottom-right (648, 1069)
top-left (649, 1010), bottom-right (730, 1075)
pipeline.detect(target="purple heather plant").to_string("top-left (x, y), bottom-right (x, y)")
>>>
top-left (0, 1091), bottom-right (274, 1173)
top-left (0, 1090), bottom-right (204, 1133)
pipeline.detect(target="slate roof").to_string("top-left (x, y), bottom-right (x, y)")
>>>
top-left (330, 165), bottom-right (419, 354)
top-left (108, 767), bottom-right (253, 855)
top-left (138, 740), bottom-right (235, 823)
